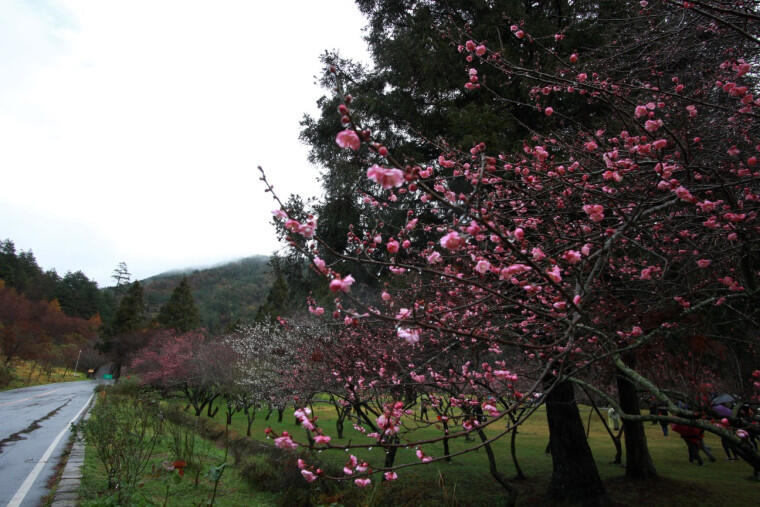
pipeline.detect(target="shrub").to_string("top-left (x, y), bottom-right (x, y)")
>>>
top-left (0, 364), bottom-right (13, 387)
top-left (80, 393), bottom-right (162, 504)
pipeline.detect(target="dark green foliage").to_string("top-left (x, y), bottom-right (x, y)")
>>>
top-left (255, 257), bottom-right (291, 322)
top-left (55, 270), bottom-right (101, 319)
top-left (300, 0), bottom-right (632, 265)
top-left (157, 277), bottom-right (201, 332)
top-left (140, 256), bottom-right (271, 332)
top-left (111, 281), bottom-right (146, 336)
top-left (0, 238), bottom-right (115, 321)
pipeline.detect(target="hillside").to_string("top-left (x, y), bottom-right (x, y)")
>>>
top-left (138, 255), bottom-right (271, 331)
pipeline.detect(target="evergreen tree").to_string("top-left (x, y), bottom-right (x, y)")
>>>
top-left (111, 261), bottom-right (131, 292)
top-left (255, 258), bottom-right (289, 323)
top-left (157, 276), bottom-right (201, 332)
top-left (102, 280), bottom-right (147, 379)
top-left (112, 281), bottom-right (146, 335)
top-left (55, 271), bottom-right (100, 319)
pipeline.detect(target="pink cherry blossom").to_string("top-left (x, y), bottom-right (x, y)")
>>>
top-left (440, 231), bottom-right (464, 250)
top-left (644, 119), bottom-right (662, 132)
top-left (696, 259), bottom-right (712, 268)
top-left (475, 260), bottom-right (491, 274)
top-left (475, 44), bottom-right (487, 56)
top-left (335, 129), bottom-right (361, 150)
top-left (355, 478), bottom-right (371, 487)
top-left (314, 435), bottom-right (331, 444)
top-left (384, 472), bottom-right (398, 481)
top-left (582, 204), bottom-right (605, 222)
top-left (301, 470), bottom-right (318, 482)
top-left (500, 263), bottom-right (531, 279)
top-left (366, 164), bottom-right (405, 189)
top-left (674, 186), bottom-right (694, 202)
top-left (275, 434), bottom-right (298, 450)
top-left (386, 239), bottom-right (400, 253)
top-left (547, 265), bottom-right (562, 283)
top-left (562, 250), bottom-right (582, 264)
top-left (397, 327), bottom-right (420, 344)
top-left (635, 105), bottom-right (648, 118)
top-left (427, 251), bottom-right (442, 264)
top-left (313, 256), bottom-right (327, 274)
top-left (329, 275), bottom-right (355, 293)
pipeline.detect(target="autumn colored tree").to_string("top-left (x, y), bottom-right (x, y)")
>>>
top-left (0, 285), bottom-right (96, 378)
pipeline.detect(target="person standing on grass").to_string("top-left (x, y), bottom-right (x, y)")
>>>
top-left (607, 407), bottom-right (621, 431)
top-left (712, 402), bottom-right (739, 460)
top-left (672, 423), bottom-right (705, 465)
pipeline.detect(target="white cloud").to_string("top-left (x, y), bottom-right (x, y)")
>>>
top-left (0, 0), bottom-right (369, 286)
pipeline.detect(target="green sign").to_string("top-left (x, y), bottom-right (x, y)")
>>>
top-left (103, 374), bottom-right (113, 379)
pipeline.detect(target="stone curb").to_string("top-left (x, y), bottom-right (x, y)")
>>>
top-left (50, 395), bottom-right (94, 507)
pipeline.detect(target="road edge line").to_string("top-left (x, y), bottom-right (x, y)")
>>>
top-left (7, 391), bottom-right (95, 507)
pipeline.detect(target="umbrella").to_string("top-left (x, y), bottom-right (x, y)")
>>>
top-left (712, 393), bottom-right (735, 406)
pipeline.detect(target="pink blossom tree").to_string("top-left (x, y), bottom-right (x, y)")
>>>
top-left (261, 0), bottom-right (760, 502)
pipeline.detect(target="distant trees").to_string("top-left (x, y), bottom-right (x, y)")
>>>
top-left (0, 283), bottom-right (96, 373)
top-left (157, 277), bottom-right (201, 332)
top-left (0, 238), bottom-right (114, 320)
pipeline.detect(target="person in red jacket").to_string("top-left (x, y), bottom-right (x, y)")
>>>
top-left (672, 423), bottom-right (707, 465)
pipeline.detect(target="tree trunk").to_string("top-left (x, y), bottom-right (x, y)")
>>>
top-left (336, 414), bottom-right (345, 439)
top-left (584, 389), bottom-right (623, 465)
top-left (384, 435), bottom-right (399, 468)
top-left (545, 378), bottom-right (609, 506)
top-left (508, 411), bottom-right (526, 480)
top-left (616, 365), bottom-right (658, 479)
top-left (245, 407), bottom-right (255, 437)
top-left (477, 428), bottom-right (517, 507)
top-left (441, 417), bottom-right (452, 462)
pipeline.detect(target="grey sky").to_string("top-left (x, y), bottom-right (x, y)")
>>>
top-left (0, 0), bottom-right (369, 287)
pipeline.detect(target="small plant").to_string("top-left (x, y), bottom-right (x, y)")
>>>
top-left (80, 393), bottom-right (161, 504)
top-left (165, 418), bottom-right (200, 486)
top-left (156, 460), bottom-right (185, 507)
top-left (205, 462), bottom-right (227, 506)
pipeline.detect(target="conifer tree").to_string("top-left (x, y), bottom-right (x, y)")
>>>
top-left (255, 260), bottom-right (289, 323)
top-left (112, 281), bottom-right (146, 335)
top-left (157, 276), bottom-right (201, 332)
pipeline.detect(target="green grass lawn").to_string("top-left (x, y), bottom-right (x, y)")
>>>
top-left (81, 390), bottom-right (759, 506)
top-left (205, 399), bottom-right (759, 506)
top-left (79, 413), bottom-right (278, 506)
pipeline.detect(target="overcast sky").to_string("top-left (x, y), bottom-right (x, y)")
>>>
top-left (0, 0), bottom-right (370, 287)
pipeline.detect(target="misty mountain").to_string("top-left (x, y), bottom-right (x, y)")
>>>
top-left (139, 255), bottom-right (272, 331)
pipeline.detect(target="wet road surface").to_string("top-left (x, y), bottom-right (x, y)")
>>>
top-left (0, 380), bottom-right (95, 506)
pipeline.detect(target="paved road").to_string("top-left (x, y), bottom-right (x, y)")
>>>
top-left (0, 381), bottom-right (95, 507)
